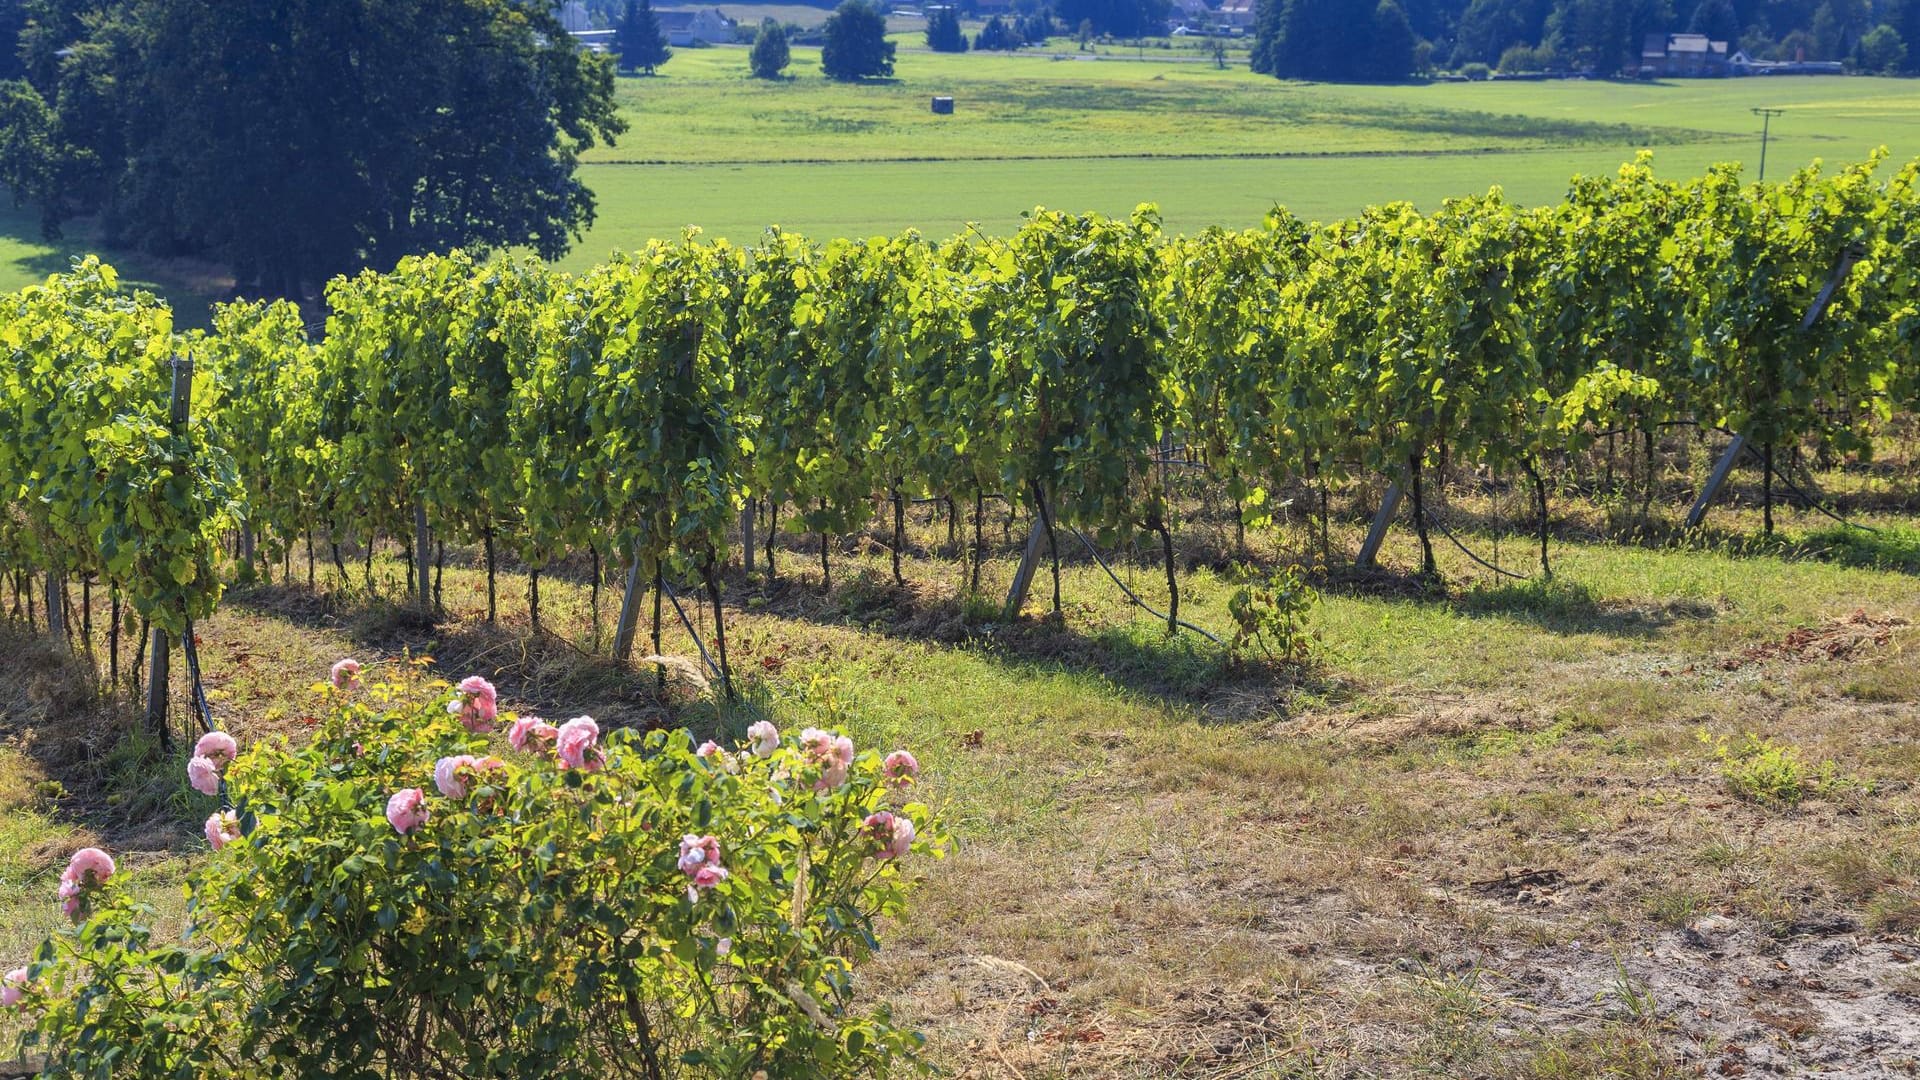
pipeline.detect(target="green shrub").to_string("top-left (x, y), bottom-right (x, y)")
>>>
top-left (10, 664), bottom-right (944, 1077)
top-left (1225, 564), bottom-right (1319, 664)
top-left (1699, 730), bottom-right (1842, 806)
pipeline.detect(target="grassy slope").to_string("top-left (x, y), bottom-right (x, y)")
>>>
top-left (3, 481), bottom-right (1917, 1074)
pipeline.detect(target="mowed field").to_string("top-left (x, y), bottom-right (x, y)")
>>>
top-left (2, 52), bottom-right (1918, 311)
top-left (566, 54), bottom-right (1920, 265)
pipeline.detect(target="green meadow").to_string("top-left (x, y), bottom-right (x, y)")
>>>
top-left (3, 42), bottom-right (1918, 310)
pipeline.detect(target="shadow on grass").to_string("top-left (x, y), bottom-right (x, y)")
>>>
top-left (0, 625), bottom-right (197, 852)
top-left (221, 583), bottom-right (698, 734)
top-left (1450, 576), bottom-right (1719, 637)
top-left (735, 565), bottom-right (1342, 724)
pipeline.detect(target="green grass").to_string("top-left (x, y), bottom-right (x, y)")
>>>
top-left (3, 483), bottom-right (1918, 1070)
top-left (6, 46), bottom-right (1919, 312)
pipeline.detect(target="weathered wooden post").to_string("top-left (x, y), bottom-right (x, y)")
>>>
top-left (1355, 482), bottom-right (1404, 570)
top-left (1001, 514), bottom-right (1047, 619)
top-left (613, 544), bottom-right (644, 662)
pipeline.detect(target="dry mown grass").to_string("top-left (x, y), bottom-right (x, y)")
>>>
top-left (2, 470), bottom-right (1917, 1077)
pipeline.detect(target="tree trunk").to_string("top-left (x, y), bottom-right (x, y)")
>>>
top-left (1409, 452), bottom-right (1438, 581)
top-left (109, 587), bottom-right (121, 689)
top-left (652, 572), bottom-right (665, 694)
top-left (765, 499), bottom-right (779, 584)
top-left (434, 540), bottom-right (445, 613)
top-left (1030, 480), bottom-right (1062, 617)
top-left (1152, 510), bottom-right (1178, 634)
top-left (529, 567), bottom-right (541, 634)
top-left (703, 553), bottom-right (736, 702)
top-left (484, 527), bottom-right (498, 623)
top-left (133, 617), bottom-right (148, 699)
top-left (590, 546), bottom-right (602, 652)
top-left (363, 537), bottom-right (375, 593)
top-left (330, 537), bottom-right (349, 589)
top-left (972, 491), bottom-right (984, 593)
top-left (947, 495), bottom-right (958, 551)
top-left (1523, 455), bottom-right (1552, 580)
top-left (1762, 441), bottom-right (1775, 537)
top-left (81, 575), bottom-right (93, 658)
top-left (819, 500), bottom-right (831, 592)
top-left (891, 484), bottom-right (905, 586)
top-left (306, 528), bottom-right (316, 590)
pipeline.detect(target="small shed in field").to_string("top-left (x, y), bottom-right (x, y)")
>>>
top-left (931, 96), bottom-right (954, 114)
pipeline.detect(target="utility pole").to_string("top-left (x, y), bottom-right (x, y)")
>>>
top-left (1752, 107), bottom-right (1785, 182)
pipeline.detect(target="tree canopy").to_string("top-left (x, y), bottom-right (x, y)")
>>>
top-left (0, 0), bottom-right (624, 299)
top-left (750, 17), bottom-right (792, 77)
top-left (617, 0), bottom-right (671, 74)
top-left (926, 5), bottom-right (968, 50)
top-left (821, 0), bottom-right (896, 80)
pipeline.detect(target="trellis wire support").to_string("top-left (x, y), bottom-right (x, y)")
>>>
top-left (1001, 513), bottom-right (1048, 620)
top-left (613, 543), bottom-right (643, 661)
top-left (1355, 482), bottom-right (1404, 570)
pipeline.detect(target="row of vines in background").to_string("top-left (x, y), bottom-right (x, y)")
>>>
top-left (3, 153), bottom-right (1919, 694)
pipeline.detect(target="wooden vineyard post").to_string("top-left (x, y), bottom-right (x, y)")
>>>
top-left (43, 571), bottom-right (66, 651)
top-left (613, 544), bottom-right (643, 662)
top-left (1355, 482), bottom-right (1405, 570)
top-left (146, 356), bottom-right (193, 747)
top-left (1001, 514), bottom-right (1047, 620)
top-left (1685, 245), bottom-right (1862, 530)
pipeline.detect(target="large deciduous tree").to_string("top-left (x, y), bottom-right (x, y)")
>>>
top-left (0, 0), bottom-right (624, 300)
top-left (821, 0), bottom-right (896, 80)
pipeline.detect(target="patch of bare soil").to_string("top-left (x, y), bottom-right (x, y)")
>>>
top-left (1499, 920), bottom-right (1920, 1077)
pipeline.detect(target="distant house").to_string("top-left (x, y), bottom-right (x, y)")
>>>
top-left (1216, 0), bottom-right (1256, 29)
top-left (1639, 33), bottom-right (1730, 77)
top-left (656, 8), bottom-right (735, 46)
top-left (1165, 0), bottom-right (1211, 32)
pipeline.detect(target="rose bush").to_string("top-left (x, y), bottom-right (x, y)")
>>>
top-left (11, 664), bottom-right (944, 1078)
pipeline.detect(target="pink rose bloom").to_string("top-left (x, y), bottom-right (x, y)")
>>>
top-left (507, 716), bottom-right (558, 753)
top-left (63, 848), bottom-right (115, 889)
top-left (187, 755), bottom-right (221, 796)
top-left (696, 740), bottom-right (720, 759)
top-left (556, 716), bottom-right (600, 770)
top-left (864, 812), bottom-right (915, 860)
top-left (194, 731), bottom-right (239, 768)
top-left (746, 720), bottom-right (779, 758)
top-left (449, 676), bottom-right (499, 733)
top-left (0, 968), bottom-right (27, 1008)
top-left (386, 788), bottom-right (428, 834)
top-left (434, 755), bottom-right (478, 799)
top-left (800, 728), bottom-right (855, 791)
top-left (799, 727), bottom-right (834, 762)
top-left (678, 835), bottom-right (727, 894)
top-left (330, 658), bottom-right (362, 690)
top-left (883, 749), bottom-right (919, 787)
top-left (204, 811), bottom-right (242, 851)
